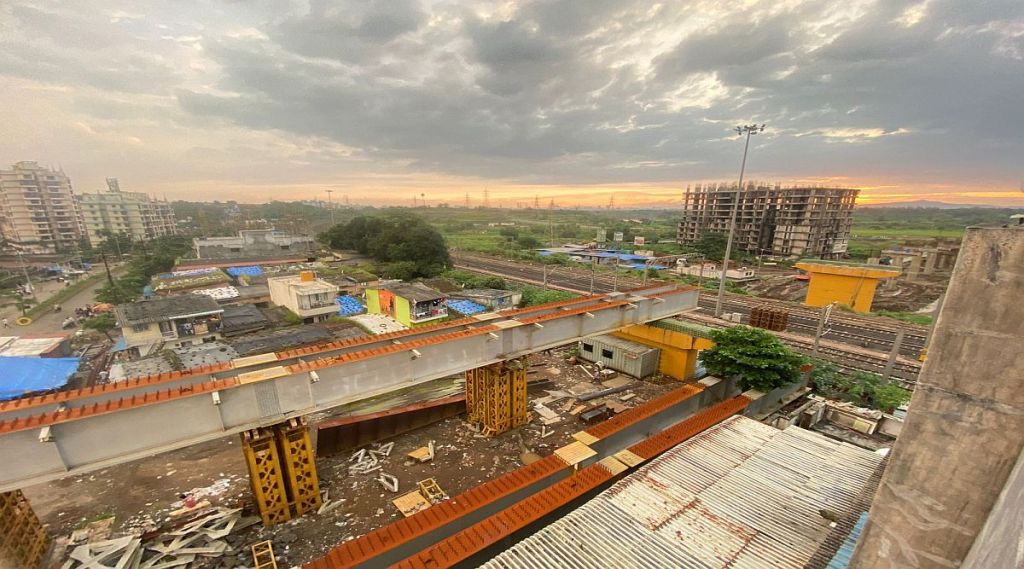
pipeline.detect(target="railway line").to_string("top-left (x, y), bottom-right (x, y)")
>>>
top-left (453, 252), bottom-right (924, 384)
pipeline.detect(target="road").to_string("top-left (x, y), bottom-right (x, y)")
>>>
top-left (452, 252), bottom-right (925, 383)
top-left (0, 272), bottom-right (117, 335)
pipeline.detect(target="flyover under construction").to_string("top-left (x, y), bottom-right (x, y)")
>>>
top-left (0, 283), bottom-right (697, 495)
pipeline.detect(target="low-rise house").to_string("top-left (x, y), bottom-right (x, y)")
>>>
top-left (366, 282), bottom-right (447, 327)
top-left (268, 271), bottom-right (339, 323)
top-left (450, 288), bottom-right (522, 311)
top-left (114, 296), bottom-right (224, 358)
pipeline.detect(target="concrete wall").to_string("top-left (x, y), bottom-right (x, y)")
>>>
top-left (850, 227), bottom-right (1024, 569)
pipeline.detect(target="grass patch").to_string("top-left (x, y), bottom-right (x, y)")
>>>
top-left (874, 310), bottom-right (933, 326)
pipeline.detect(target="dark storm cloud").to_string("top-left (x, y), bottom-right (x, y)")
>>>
top-left (2, 0), bottom-right (1023, 190)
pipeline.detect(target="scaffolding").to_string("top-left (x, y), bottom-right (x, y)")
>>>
top-left (678, 183), bottom-right (859, 259)
top-left (0, 490), bottom-right (48, 569)
top-left (465, 360), bottom-right (530, 437)
top-left (241, 418), bottom-right (322, 527)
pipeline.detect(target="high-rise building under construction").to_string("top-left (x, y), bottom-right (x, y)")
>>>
top-left (677, 183), bottom-right (859, 259)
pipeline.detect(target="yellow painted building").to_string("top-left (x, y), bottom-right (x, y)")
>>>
top-left (614, 322), bottom-right (715, 380)
top-left (794, 261), bottom-right (901, 312)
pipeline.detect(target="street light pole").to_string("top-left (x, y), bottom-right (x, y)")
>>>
top-left (715, 123), bottom-right (765, 318)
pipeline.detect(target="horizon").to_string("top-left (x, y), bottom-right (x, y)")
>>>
top-left (2, 1), bottom-right (1023, 207)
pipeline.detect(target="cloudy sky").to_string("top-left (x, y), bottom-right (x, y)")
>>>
top-left (2, 0), bottom-right (1023, 207)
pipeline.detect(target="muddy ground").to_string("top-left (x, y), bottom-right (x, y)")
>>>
top-left (27, 348), bottom-right (679, 567)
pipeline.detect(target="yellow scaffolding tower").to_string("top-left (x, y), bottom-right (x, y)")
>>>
top-left (0, 490), bottom-right (48, 569)
top-left (276, 419), bottom-right (322, 516)
top-left (466, 360), bottom-right (530, 437)
top-left (241, 417), bottom-right (323, 526)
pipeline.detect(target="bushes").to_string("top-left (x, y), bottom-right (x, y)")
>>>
top-left (810, 360), bottom-right (912, 412)
top-left (517, 286), bottom-right (576, 307)
top-left (701, 326), bottom-right (806, 392)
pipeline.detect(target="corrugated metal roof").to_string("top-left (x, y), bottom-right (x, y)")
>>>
top-left (826, 512), bottom-right (869, 569)
top-left (482, 416), bottom-right (883, 569)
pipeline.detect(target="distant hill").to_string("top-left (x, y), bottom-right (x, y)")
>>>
top-left (859, 200), bottom-right (1003, 209)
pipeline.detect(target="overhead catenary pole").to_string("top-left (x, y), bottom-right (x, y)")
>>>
top-left (715, 123), bottom-right (765, 318)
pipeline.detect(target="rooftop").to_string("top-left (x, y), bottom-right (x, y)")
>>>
top-left (114, 296), bottom-right (223, 326)
top-left (382, 282), bottom-right (445, 302)
top-left (270, 274), bottom-right (339, 294)
top-left (484, 415), bottom-right (884, 569)
top-left (454, 288), bottom-right (516, 299)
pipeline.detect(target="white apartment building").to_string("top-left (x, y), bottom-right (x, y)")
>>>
top-left (0, 161), bottom-right (86, 253)
top-left (78, 178), bottom-right (178, 244)
top-left (268, 271), bottom-right (339, 324)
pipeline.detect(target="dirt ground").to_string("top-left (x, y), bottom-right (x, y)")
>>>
top-left (26, 348), bottom-right (680, 567)
top-left (744, 270), bottom-right (948, 313)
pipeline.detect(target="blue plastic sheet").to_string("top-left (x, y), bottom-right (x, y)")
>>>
top-left (226, 266), bottom-right (264, 277)
top-left (447, 299), bottom-right (486, 315)
top-left (0, 356), bottom-right (80, 401)
top-left (336, 296), bottom-right (366, 316)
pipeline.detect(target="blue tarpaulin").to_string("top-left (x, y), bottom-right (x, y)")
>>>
top-left (447, 299), bottom-right (487, 315)
top-left (111, 337), bottom-right (128, 352)
top-left (0, 356), bottom-right (80, 401)
top-left (336, 296), bottom-right (366, 317)
top-left (226, 266), bottom-right (264, 277)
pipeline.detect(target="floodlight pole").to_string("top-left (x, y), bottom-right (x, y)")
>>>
top-left (715, 124), bottom-right (764, 318)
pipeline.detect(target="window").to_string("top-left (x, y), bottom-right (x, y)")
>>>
top-left (131, 323), bottom-right (148, 333)
top-left (582, 343), bottom-right (593, 353)
top-left (601, 349), bottom-right (614, 358)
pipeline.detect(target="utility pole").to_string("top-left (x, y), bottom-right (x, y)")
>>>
top-left (17, 252), bottom-right (34, 297)
top-left (325, 189), bottom-right (335, 224)
top-left (100, 250), bottom-right (115, 287)
top-left (589, 256), bottom-right (596, 294)
top-left (882, 328), bottom-right (905, 383)
top-left (715, 123), bottom-right (765, 318)
top-left (813, 302), bottom-right (835, 357)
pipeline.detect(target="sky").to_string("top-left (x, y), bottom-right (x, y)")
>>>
top-left (1, 0), bottom-right (1023, 207)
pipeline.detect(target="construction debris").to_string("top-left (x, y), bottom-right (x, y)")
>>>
top-left (63, 536), bottom-right (142, 569)
top-left (348, 442), bottom-right (395, 476)
top-left (251, 540), bottom-right (277, 569)
top-left (392, 491), bottom-right (431, 517)
top-left (406, 441), bottom-right (435, 463)
top-left (377, 473), bottom-right (399, 493)
top-left (417, 478), bottom-right (448, 504)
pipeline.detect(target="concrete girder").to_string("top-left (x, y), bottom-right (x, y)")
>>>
top-left (0, 286), bottom-right (697, 492)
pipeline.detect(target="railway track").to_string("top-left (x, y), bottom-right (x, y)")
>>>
top-left (454, 252), bottom-right (924, 384)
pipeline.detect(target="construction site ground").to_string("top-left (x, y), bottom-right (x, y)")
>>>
top-left (24, 347), bottom-right (681, 567)
top-left (743, 267), bottom-right (948, 313)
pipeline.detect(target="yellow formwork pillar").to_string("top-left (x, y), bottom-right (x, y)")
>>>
top-left (613, 324), bottom-right (714, 381)
top-left (275, 418), bottom-right (323, 517)
top-left (465, 360), bottom-right (529, 437)
top-left (0, 490), bottom-right (48, 569)
top-left (795, 261), bottom-right (901, 313)
top-left (241, 427), bottom-right (292, 526)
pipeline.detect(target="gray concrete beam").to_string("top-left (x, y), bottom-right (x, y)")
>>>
top-left (0, 287), bottom-right (698, 491)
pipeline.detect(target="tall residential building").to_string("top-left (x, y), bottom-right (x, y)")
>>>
top-left (677, 183), bottom-right (859, 259)
top-left (78, 178), bottom-right (178, 244)
top-left (0, 161), bottom-right (86, 253)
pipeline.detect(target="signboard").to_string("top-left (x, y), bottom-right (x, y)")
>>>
top-left (613, 231), bottom-right (624, 242)
top-left (596, 229), bottom-right (607, 243)
top-left (633, 236), bottom-right (645, 246)
top-left (832, 240), bottom-right (849, 254)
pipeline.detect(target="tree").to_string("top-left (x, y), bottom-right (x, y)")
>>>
top-left (82, 313), bottom-right (117, 341)
top-left (871, 383), bottom-right (912, 413)
top-left (692, 231), bottom-right (740, 261)
top-left (319, 212), bottom-right (450, 278)
top-left (702, 326), bottom-right (806, 391)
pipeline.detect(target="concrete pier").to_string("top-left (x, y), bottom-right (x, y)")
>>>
top-left (850, 227), bottom-right (1024, 568)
